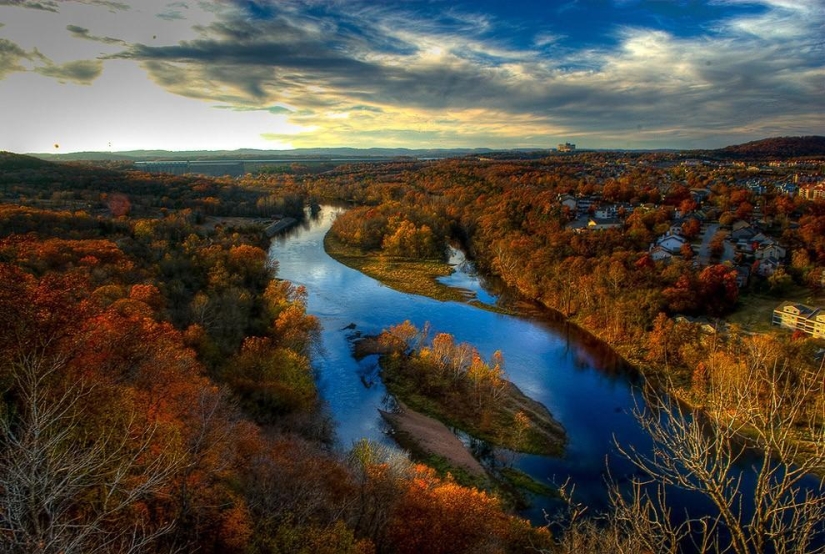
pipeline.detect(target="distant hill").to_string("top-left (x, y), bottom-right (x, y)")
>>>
top-left (0, 151), bottom-right (54, 169)
top-left (29, 147), bottom-right (504, 162)
top-left (715, 136), bottom-right (825, 159)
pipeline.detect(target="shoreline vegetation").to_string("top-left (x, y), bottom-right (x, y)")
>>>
top-left (323, 220), bottom-right (811, 471)
top-left (324, 233), bottom-right (513, 314)
top-left (325, 226), bottom-right (567, 474)
top-left (349, 321), bottom-right (567, 499)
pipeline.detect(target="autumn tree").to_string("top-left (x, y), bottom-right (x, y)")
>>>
top-left (697, 264), bottom-right (739, 316)
top-left (0, 265), bottom-right (181, 554)
top-left (617, 359), bottom-right (825, 554)
top-left (0, 357), bottom-right (182, 554)
top-left (223, 336), bottom-right (318, 422)
top-left (384, 465), bottom-right (552, 554)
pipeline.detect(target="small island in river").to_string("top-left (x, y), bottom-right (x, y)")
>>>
top-left (354, 322), bottom-right (567, 462)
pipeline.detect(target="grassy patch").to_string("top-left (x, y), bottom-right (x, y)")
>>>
top-left (728, 286), bottom-right (825, 333)
top-left (324, 233), bottom-right (464, 301)
top-left (324, 233), bottom-right (513, 314)
top-left (498, 467), bottom-right (558, 498)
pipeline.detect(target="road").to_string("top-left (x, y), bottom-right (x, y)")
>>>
top-left (696, 223), bottom-right (735, 265)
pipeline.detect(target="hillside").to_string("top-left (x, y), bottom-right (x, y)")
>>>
top-left (715, 136), bottom-right (825, 159)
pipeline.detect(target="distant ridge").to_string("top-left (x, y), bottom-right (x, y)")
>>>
top-left (714, 136), bottom-right (825, 158)
top-left (20, 137), bottom-right (825, 163)
top-left (28, 147), bottom-right (505, 162)
top-left (0, 151), bottom-right (53, 169)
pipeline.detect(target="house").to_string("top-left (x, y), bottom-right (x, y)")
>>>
top-left (751, 232), bottom-right (771, 245)
top-left (734, 240), bottom-right (754, 255)
top-left (772, 302), bottom-right (825, 338)
top-left (654, 234), bottom-right (688, 255)
top-left (565, 216), bottom-right (590, 232)
top-left (576, 197), bottom-right (595, 215)
top-left (594, 205), bottom-right (618, 219)
top-left (755, 243), bottom-right (786, 261)
top-left (800, 182), bottom-right (825, 201)
top-left (777, 183), bottom-right (799, 196)
top-left (730, 220), bottom-right (755, 240)
top-left (674, 315), bottom-right (724, 334)
top-left (754, 257), bottom-right (782, 276)
top-left (558, 194), bottom-right (578, 212)
top-left (650, 246), bottom-right (676, 262)
top-left (695, 207), bottom-right (719, 222)
top-left (690, 188), bottom-right (711, 203)
top-left (746, 182), bottom-right (767, 195)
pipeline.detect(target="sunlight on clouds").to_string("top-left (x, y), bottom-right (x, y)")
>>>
top-left (424, 46), bottom-right (444, 59)
top-left (263, 104), bottom-right (571, 149)
top-left (1, 0), bottom-right (822, 151)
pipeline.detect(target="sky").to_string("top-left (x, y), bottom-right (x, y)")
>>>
top-left (0, 0), bottom-right (823, 153)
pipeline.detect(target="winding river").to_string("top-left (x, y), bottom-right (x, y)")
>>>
top-left (268, 206), bottom-right (722, 523)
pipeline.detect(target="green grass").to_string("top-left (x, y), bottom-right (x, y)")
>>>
top-left (498, 467), bottom-right (558, 498)
top-left (324, 233), bottom-right (513, 314)
top-left (728, 285), bottom-right (825, 333)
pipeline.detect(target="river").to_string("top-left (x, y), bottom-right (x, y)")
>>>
top-left (268, 205), bottom-right (809, 531)
top-left (268, 204), bottom-right (667, 520)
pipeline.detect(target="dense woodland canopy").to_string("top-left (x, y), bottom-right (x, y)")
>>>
top-left (1, 146), bottom-right (824, 553)
top-left (0, 153), bottom-right (551, 553)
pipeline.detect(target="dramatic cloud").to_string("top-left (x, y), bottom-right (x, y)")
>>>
top-left (1, 0), bottom-right (822, 151)
top-left (0, 0), bottom-right (128, 11)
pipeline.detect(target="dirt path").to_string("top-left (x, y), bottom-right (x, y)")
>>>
top-left (380, 401), bottom-right (486, 477)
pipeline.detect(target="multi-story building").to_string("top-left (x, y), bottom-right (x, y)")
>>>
top-left (800, 182), bottom-right (825, 201)
top-left (772, 302), bottom-right (825, 338)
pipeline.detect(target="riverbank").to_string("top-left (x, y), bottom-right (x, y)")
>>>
top-left (380, 400), bottom-right (487, 478)
top-left (324, 233), bottom-right (462, 299)
top-left (324, 233), bottom-right (512, 313)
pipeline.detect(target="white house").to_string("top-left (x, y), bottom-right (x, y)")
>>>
top-left (655, 234), bottom-right (688, 255)
top-left (595, 205), bottom-right (618, 219)
top-left (755, 243), bottom-right (787, 260)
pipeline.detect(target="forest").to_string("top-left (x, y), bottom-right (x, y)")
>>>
top-left (1, 148), bottom-right (824, 553)
top-left (315, 151), bottom-right (825, 552)
top-left (0, 153), bottom-right (553, 553)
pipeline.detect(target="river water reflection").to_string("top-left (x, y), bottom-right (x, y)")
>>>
top-left (270, 206), bottom-right (672, 522)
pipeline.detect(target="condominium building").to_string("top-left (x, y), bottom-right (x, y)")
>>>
top-left (772, 302), bottom-right (825, 338)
